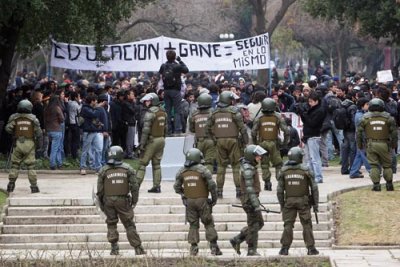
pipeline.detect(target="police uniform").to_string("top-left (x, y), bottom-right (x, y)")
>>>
top-left (174, 148), bottom-right (221, 256)
top-left (207, 104), bottom-right (248, 197)
top-left (277, 150), bottom-right (319, 255)
top-left (6, 107), bottom-right (42, 193)
top-left (189, 108), bottom-right (215, 173)
top-left (136, 103), bottom-right (167, 192)
top-left (97, 161), bottom-right (145, 255)
top-left (357, 106), bottom-right (397, 191)
top-left (252, 111), bottom-right (289, 190)
top-left (230, 147), bottom-right (264, 256)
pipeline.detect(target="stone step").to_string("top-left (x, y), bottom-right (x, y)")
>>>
top-left (1, 221), bottom-right (331, 234)
top-left (0, 239), bottom-right (332, 250)
top-left (3, 213), bottom-right (330, 225)
top-left (6, 204), bottom-right (330, 216)
top-left (0, 230), bottom-right (331, 243)
top-left (8, 196), bottom-right (329, 207)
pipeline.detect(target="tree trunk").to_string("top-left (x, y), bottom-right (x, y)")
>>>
top-left (250, 0), bottom-right (297, 90)
top-left (0, 18), bottom-right (23, 110)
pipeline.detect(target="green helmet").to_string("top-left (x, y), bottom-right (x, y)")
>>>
top-left (261, 98), bottom-right (276, 113)
top-left (197, 93), bottom-right (212, 109)
top-left (107, 146), bottom-right (124, 165)
top-left (243, 145), bottom-right (267, 162)
top-left (140, 93), bottom-right (160, 106)
top-left (184, 148), bottom-right (204, 167)
top-left (287, 147), bottom-right (304, 164)
top-left (17, 99), bottom-right (33, 113)
top-left (368, 98), bottom-right (384, 112)
top-left (218, 91), bottom-right (234, 107)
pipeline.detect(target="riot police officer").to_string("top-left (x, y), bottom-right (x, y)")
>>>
top-left (136, 93), bottom-right (168, 193)
top-left (230, 145), bottom-right (266, 256)
top-left (174, 148), bottom-right (222, 256)
top-left (357, 98), bottom-right (397, 191)
top-left (277, 147), bottom-right (319, 256)
top-left (6, 99), bottom-right (42, 193)
top-left (207, 91), bottom-right (249, 198)
top-left (251, 98), bottom-right (289, 191)
top-left (96, 146), bottom-right (146, 255)
top-left (188, 93), bottom-right (215, 173)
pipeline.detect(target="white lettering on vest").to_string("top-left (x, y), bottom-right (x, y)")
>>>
top-left (285, 174), bottom-right (305, 179)
top-left (370, 121), bottom-right (385, 125)
top-left (17, 121), bottom-right (32, 125)
top-left (106, 172), bottom-right (127, 179)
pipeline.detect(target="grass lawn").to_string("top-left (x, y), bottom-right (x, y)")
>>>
top-left (334, 182), bottom-right (400, 246)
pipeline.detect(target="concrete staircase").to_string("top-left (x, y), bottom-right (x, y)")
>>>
top-left (0, 196), bottom-right (332, 250)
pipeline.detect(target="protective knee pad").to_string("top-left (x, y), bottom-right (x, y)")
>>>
top-left (370, 167), bottom-right (381, 183)
top-left (107, 226), bottom-right (119, 243)
top-left (382, 168), bottom-right (393, 181)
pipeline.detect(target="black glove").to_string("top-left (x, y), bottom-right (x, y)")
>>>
top-left (128, 195), bottom-right (136, 208)
top-left (208, 198), bottom-right (217, 207)
top-left (313, 205), bottom-right (319, 213)
top-left (176, 56), bottom-right (181, 62)
top-left (181, 195), bottom-right (187, 207)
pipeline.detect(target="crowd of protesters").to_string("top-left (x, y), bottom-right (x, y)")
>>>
top-left (0, 64), bottom-right (399, 179)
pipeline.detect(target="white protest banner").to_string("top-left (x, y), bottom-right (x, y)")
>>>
top-left (376, 70), bottom-right (393, 83)
top-left (51, 34), bottom-right (270, 71)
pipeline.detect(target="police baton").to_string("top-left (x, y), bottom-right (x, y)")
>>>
top-left (232, 204), bottom-right (280, 214)
top-left (314, 210), bottom-right (319, 224)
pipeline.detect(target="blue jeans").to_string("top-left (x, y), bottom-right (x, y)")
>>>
top-left (60, 122), bottom-right (65, 160)
top-left (341, 131), bottom-right (356, 173)
top-left (349, 148), bottom-right (371, 177)
top-left (327, 121), bottom-right (344, 160)
top-left (48, 131), bottom-right (63, 168)
top-left (102, 136), bottom-right (110, 165)
top-left (80, 132), bottom-right (103, 171)
top-left (305, 137), bottom-right (323, 183)
top-left (164, 89), bottom-right (182, 134)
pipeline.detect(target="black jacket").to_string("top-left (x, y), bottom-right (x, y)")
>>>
top-left (300, 102), bottom-right (326, 142)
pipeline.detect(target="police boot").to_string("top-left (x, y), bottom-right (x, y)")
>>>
top-left (230, 237), bottom-right (241, 255)
top-left (30, 185), bottom-right (40, 194)
top-left (371, 182), bottom-right (381, 192)
top-left (247, 247), bottom-right (261, 256)
top-left (7, 182), bottom-right (15, 193)
top-left (110, 243), bottom-right (119, 255)
top-left (307, 246), bottom-right (319, 255)
top-left (235, 188), bottom-right (241, 199)
top-left (210, 242), bottom-right (222, 256)
top-left (190, 243), bottom-right (199, 256)
top-left (386, 182), bottom-right (394, 191)
top-left (148, 186), bottom-right (161, 193)
top-left (217, 189), bottom-right (223, 199)
top-left (134, 245), bottom-right (146, 255)
top-left (264, 181), bottom-right (272, 191)
top-left (279, 247), bottom-right (289, 255)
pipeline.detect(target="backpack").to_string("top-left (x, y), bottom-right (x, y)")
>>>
top-left (162, 62), bottom-right (177, 88)
top-left (326, 95), bottom-right (342, 114)
top-left (332, 104), bottom-right (350, 130)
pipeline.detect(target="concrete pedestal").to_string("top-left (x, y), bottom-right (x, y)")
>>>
top-left (144, 136), bottom-right (194, 181)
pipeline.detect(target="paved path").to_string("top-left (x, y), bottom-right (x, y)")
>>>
top-left (0, 165), bottom-right (399, 266)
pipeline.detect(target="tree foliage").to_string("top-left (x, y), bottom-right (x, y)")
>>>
top-left (303, 0), bottom-right (400, 43)
top-left (0, 0), bottom-right (152, 105)
top-left (0, 0), bottom-right (152, 53)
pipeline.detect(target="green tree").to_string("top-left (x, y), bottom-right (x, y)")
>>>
top-left (303, 0), bottom-right (400, 43)
top-left (0, 0), bottom-right (152, 106)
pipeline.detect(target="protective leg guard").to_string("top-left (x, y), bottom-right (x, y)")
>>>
top-left (110, 242), bottom-right (119, 255)
top-left (371, 182), bottom-right (381, 192)
top-left (30, 185), bottom-right (40, 193)
top-left (7, 182), bottom-right (15, 193)
top-left (134, 245), bottom-right (146, 255)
